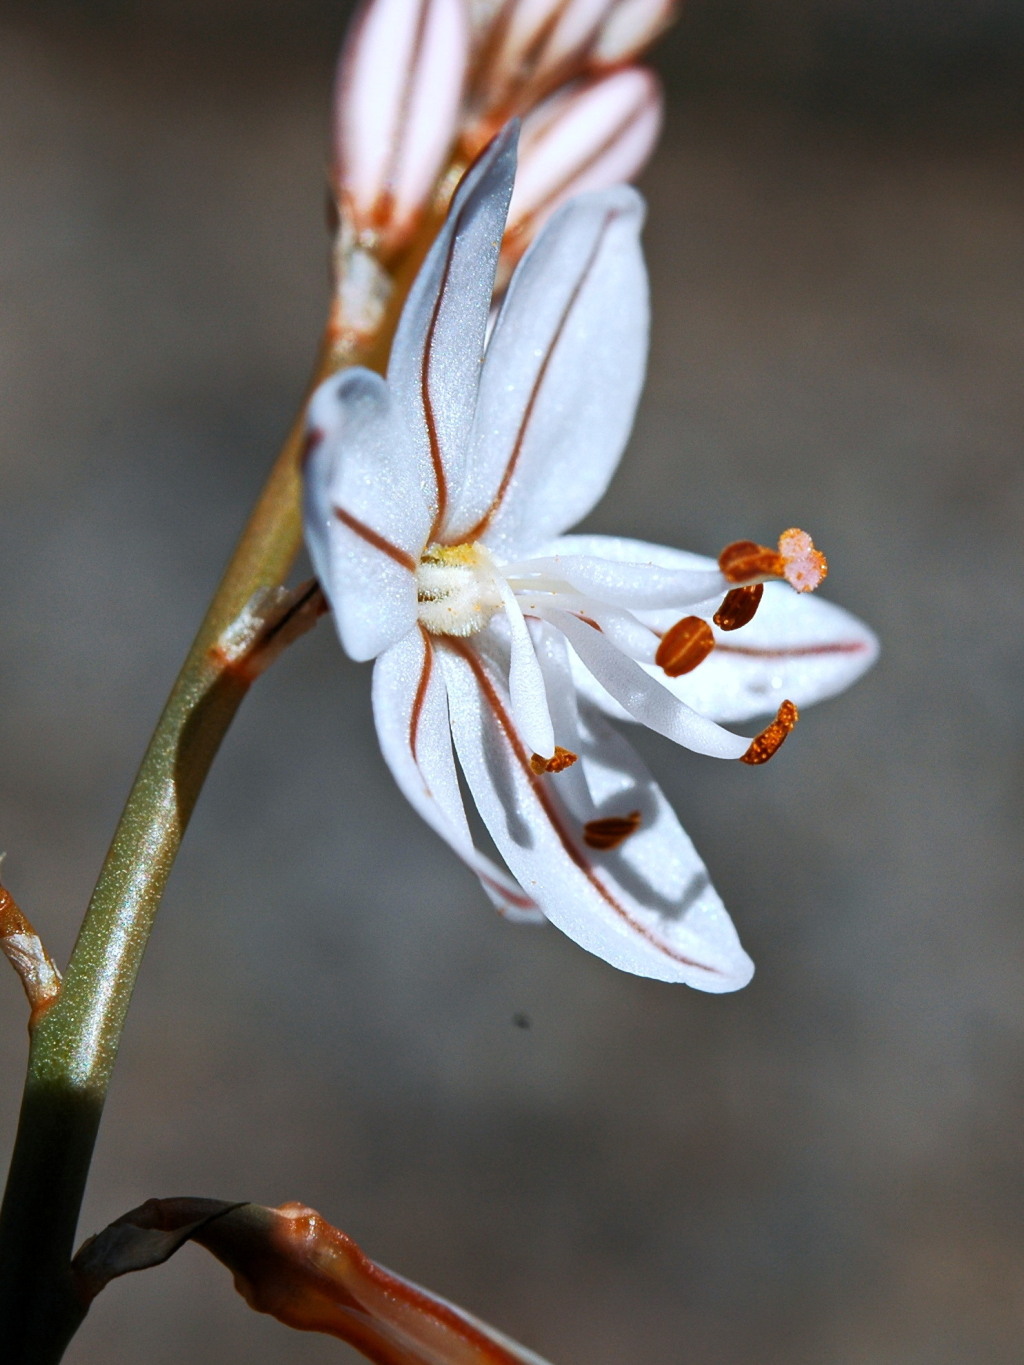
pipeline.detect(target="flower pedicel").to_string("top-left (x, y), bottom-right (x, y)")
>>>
top-left (304, 126), bottom-right (878, 990)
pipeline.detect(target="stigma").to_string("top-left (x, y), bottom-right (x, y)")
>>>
top-left (417, 542), bottom-right (503, 636)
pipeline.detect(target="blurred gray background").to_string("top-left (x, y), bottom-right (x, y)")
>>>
top-left (2, 2), bottom-right (1023, 1361)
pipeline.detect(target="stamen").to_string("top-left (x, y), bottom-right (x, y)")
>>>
top-left (583, 810), bottom-right (642, 850)
top-left (530, 746), bottom-right (578, 775)
top-left (655, 616), bottom-right (715, 677)
top-left (739, 700), bottom-right (799, 765)
top-left (718, 528), bottom-right (828, 593)
top-left (713, 584), bottom-right (763, 631)
top-left (718, 539), bottom-right (783, 583)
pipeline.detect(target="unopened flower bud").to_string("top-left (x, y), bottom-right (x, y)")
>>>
top-left (590, 0), bottom-right (677, 67)
top-left (503, 68), bottom-right (662, 265)
top-left (473, 0), bottom-right (613, 115)
top-left (333, 0), bottom-right (470, 258)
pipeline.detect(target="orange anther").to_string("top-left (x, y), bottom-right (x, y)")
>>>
top-left (713, 584), bottom-right (764, 631)
top-left (530, 746), bottom-right (578, 775)
top-left (718, 539), bottom-right (784, 583)
top-left (655, 616), bottom-right (715, 677)
top-left (778, 528), bottom-right (828, 592)
top-left (583, 810), bottom-right (642, 850)
top-left (740, 700), bottom-right (799, 765)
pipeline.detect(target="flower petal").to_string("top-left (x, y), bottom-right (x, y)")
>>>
top-left (304, 370), bottom-right (429, 661)
top-left (439, 633), bottom-right (753, 989)
top-left (447, 187), bottom-right (648, 553)
top-left (386, 123), bottom-right (517, 536)
top-left (373, 627), bottom-right (540, 921)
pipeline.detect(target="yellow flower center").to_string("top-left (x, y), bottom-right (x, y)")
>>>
top-left (416, 542), bottom-right (503, 636)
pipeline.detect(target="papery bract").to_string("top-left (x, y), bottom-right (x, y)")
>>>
top-left (305, 126), bottom-right (878, 989)
top-left (73, 1198), bottom-right (552, 1365)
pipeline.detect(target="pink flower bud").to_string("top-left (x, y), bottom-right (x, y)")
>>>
top-left (473, 0), bottom-right (613, 113)
top-left (333, 0), bottom-right (470, 258)
top-left (503, 67), bottom-right (662, 263)
top-left (591, 0), bottom-right (677, 67)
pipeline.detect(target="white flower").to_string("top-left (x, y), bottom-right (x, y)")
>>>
top-left (304, 126), bottom-right (877, 991)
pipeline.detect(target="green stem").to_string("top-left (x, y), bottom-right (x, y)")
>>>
top-left (0, 335), bottom-right (335, 1363)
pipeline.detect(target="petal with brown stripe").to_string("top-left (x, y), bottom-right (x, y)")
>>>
top-left (439, 634), bottom-right (753, 989)
top-left (448, 185), bottom-right (648, 553)
top-left (305, 370), bottom-right (429, 661)
top-left (372, 627), bottom-right (540, 922)
top-left (386, 125), bottom-right (518, 538)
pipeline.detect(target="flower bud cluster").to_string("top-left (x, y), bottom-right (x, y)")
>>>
top-left (331, 0), bottom-right (673, 276)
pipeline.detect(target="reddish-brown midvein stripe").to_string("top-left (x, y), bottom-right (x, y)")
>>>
top-left (522, 1), bottom-right (565, 79)
top-left (446, 638), bottom-right (718, 974)
top-left (463, 210), bottom-right (621, 543)
top-left (409, 625), bottom-right (433, 758)
top-left (476, 0), bottom-right (513, 75)
top-left (422, 199), bottom-right (471, 541)
top-left (715, 640), bottom-right (868, 658)
top-left (334, 505), bottom-right (417, 572)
